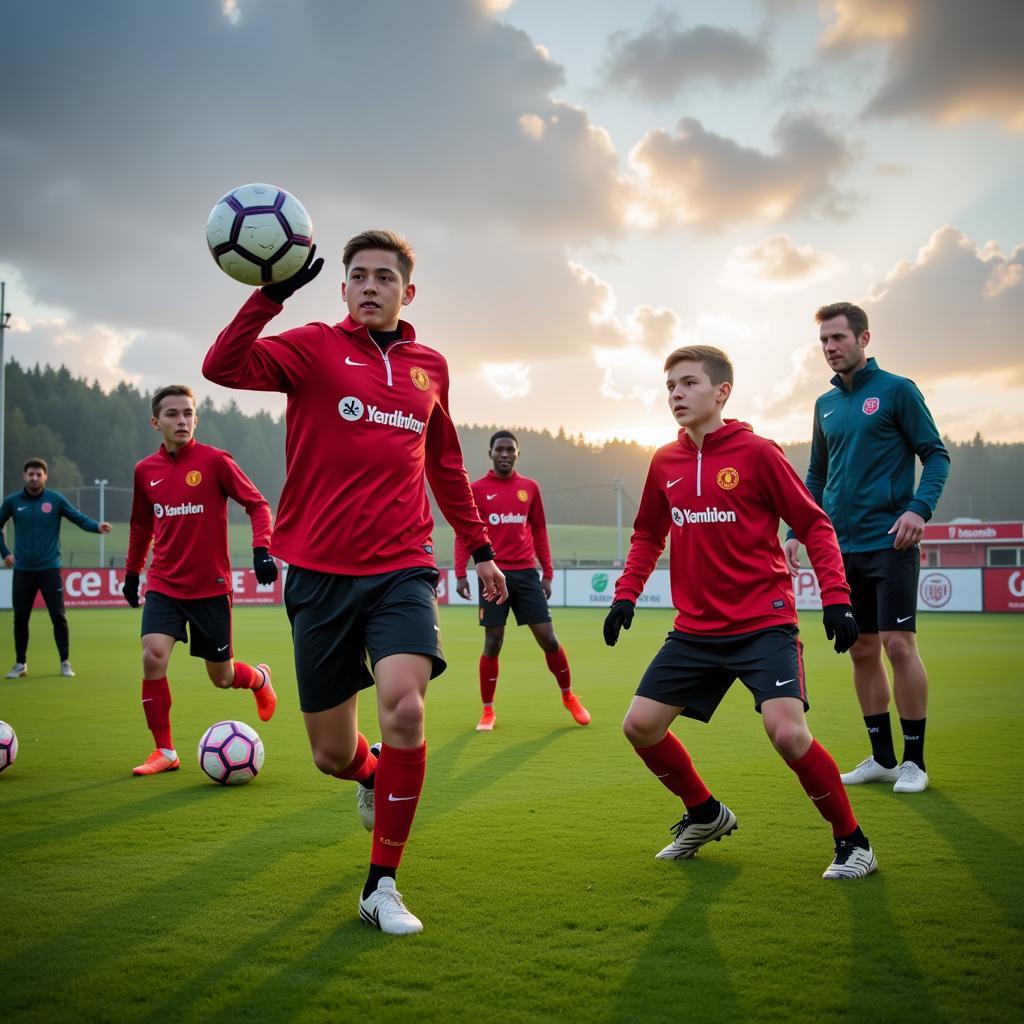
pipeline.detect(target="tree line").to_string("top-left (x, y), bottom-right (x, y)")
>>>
top-left (3, 359), bottom-right (1021, 525)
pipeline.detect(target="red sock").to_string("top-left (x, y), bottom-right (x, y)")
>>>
top-left (786, 739), bottom-right (858, 837)
top-left (635, 732), bottom-right (711, 808)
top-left (479, 655), bottom-right (499, 704)
top-left (230, 661), bottom-right (262, 690)
top-left (545, 646), bottom-right (572, 693)
top-left (371, 742), bottom-right (426, 869)
top-left (141, 677), bottom-right (173, 750)
top-left (332, 733), bottom-right (377, 784)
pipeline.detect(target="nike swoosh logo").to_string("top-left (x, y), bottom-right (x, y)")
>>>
top-left (896, 615), bottom-right (912, 623)
top-left (667, 477), bottom-right (683, 488)
top-left (388, 794), bottom-right (418, 802)
top-left (17, 506), bottom-right (26, 511)
top-left (486, 494), bottom-right (497, 500)
top-left (141, 698), bottom-right (153, 703)
top-left (217, 644), bottom-right (229, 652)
top-left (823, 410), bottom-right (834, 419)
top-left (775, 678), bottom-right (795, 687)
top-left (655, 772), bottom-right (670, 778)
top-left (149, 479), bottom-right (163, 486)
top-left (811, 792), bottom-right (830, 801)
top-left (345, 356), bottom-right (366, 366)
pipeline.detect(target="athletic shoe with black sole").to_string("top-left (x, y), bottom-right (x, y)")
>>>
top-left (822, 839), bottom-right (878, 879)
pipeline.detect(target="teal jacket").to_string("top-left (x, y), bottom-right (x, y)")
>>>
top-left (0, 488), bottom-right (101, 570)
top-left (795, 359), bottom-right (949, 553)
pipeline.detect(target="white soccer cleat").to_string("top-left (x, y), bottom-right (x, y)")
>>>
top-left (5, 663), bottom-right (27, 679)
top-left (893, 761), bottom-right (929, 793)
top-left (655, 802), bottom-right (738, 860)
top-left (60, 660), bottom-right (76, 677)
top-left (822, 839), bottom-right (878, 879)
top-left (839, 756), bottom-right (899, 785)
top-left (359, 878), bottom-right (423, 935)
top-left (356, 742), bottom-right (381, 832)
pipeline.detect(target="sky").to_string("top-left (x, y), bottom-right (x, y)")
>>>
top-left (2, 0), bottom-right (1022, 447)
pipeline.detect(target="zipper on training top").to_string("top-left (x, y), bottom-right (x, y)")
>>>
top-left (696, 450), bottom-right (703, 497)
top-left (372, 338), bottom-right (414, 388)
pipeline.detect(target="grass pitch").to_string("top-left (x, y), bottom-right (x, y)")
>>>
top-left (1, 608), bottom-right (1021, 1023)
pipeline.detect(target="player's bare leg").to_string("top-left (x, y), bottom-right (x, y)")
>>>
top-left (623, 696), bottom-right (735, 858)
top-left (134, 633), bottom-right (179, 775)
top-left (477, 627), bottom-right (504, 730)
top-left (881, 630), bottom-right (929, 791)
top-left (358, 654), bottom-right (431, 935)
top-left (841, 633), bottom-right (900, 785)
top-left (208, 659), bottom-right (277, 722)
top-left (529, 622), bottom-right (589, 725)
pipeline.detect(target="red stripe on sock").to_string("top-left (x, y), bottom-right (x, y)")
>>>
top-left (479, 655), bottom-right (499, 705)
top-left (230, 661), bottom-right (260, 690)
top-left (332, 733), bottom-right (377, 784)
top-left (635, 732), bottom-right (711, 808)
top-left (786, 739), bottom-right (858, 837)
top-left (371, 742), bottom-right (426, 869)
top-left (142, 677), bottom-right (172, 750)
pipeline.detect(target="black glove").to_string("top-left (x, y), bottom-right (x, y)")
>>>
top-left (603, 599), bottom-right (635, 647)
top-left (253, 547), bottom-right (278, 585)
top-left (122, 571), bottom-right (140, 608)
top-left (823, 603), bottom-right (859, 654)
top-left (261, 244), bottom-right (324, 304)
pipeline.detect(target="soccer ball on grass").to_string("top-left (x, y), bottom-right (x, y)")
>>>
top-left (198, 720), bottom-right (264, 785)
top-left (0, 721), bottom-right (18, 774)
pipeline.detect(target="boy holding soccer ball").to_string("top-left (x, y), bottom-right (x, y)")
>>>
top-left (604, 346), bottom-right (877, 880)
top-left (204, 232), bottom-right (506, 935)
top-left (123, 385), bottom-right (279, 776)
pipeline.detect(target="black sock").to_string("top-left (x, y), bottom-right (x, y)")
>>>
top-left (837, 825), bottom-right (869, 849)
top-left (362, 864), bottom-right (395, 900)
top-left (864, 713), bottom-right (897, 768)
top-left (686, 795), bottom-right (721, 824)
top-left (900, 717), bottom-right (926, 771)
top-left (362, 770), bottom-right (375, 791)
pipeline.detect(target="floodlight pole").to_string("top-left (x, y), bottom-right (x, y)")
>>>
top-left (0, 282), bottom-right (11, 496)
top-left (94, 478), bottom-right (108, 566)
top-left (614, 477), bottom-right (624, 565)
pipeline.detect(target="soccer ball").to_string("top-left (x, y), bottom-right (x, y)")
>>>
top-left (0, 721), bottom-right (18, 774)
top-left (198, 720), bottom-right (265, 785)
top-left (206, 183), bottom-right (313, 286)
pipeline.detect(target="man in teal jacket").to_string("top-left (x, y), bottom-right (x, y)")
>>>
top-left (784, 302), bottom-right (949, 794)
top-left (1, 457), bottom-right (111, 678)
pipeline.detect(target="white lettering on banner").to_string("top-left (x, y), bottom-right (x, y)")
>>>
top-left (1010, 571), bottom-right (1024, 599)
top-left (154, 502), bottom-right (204, 518)
top-left (488, 512), bottom-right (528, 526)
top-left (365, 405), bottom-right (425, 434)
top-left (232, 570), bottom-right (246, 592)
top-left (954, 527), bottom-right (997, 539)
top-left (672, 506), bottom-right (738, 525)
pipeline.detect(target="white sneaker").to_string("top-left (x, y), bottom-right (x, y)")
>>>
top-left (840, 756), bottom-right (899, 785)
top-left (5, 663), bottom-right (27, 679)
top-left (358, 878), bottom-right (423, 935)
top-left (356, 742), bottom-right (381, 832)
top-left (823, 839), bottom-right (878, 879)
top-left (60, 660), bottom-right (76, 677)
top-left (655, 802), bottom-right (738, 860)
top-left (893, 761), bottom-right (929, 793)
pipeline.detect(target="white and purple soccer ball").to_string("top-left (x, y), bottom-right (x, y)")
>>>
top-left (198, 720), bottom-right (265, 786)
top-left (206, 183), bottom-right (313, 286)
top-left (0, 721), bottom-right (18, 774)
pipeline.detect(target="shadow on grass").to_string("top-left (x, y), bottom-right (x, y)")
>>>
top-left (610, 860), bottom-right (742, 1022)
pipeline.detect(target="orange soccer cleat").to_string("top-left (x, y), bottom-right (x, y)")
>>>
top-left (253, 663), bottom-right (277, 722)
top-left (132, 750), bottom-right (180, 776)
top-left (562, 693), bottom-right (591, 726)
top-left (476, 706), bottom-right (496, 732)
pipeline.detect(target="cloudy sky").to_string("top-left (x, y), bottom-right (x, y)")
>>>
top-left (2, 0), bottom-right (1022, 446)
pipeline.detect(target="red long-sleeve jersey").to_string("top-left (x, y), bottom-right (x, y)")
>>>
top-left (614, 420), bottom-right (850, 635)
top-left (203, 289), bottom-right (490, 574)
top-left (126, 439), bottom-right (272, 599)
top-left (453, 471), bottom-right (553, 578)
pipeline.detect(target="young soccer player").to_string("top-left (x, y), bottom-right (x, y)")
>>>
top-left (604, 345), bottom-right (877, 880)
top-left (122, 385), bottom-right (278, 776)
top-left (455, 430), bottom-right (589, 730)
top-left (203, 233), bottom-right (507, 935)
top-left (1, 457), bottom-right (112, 678)
top-left (784, 303), bottom-right (949, 793)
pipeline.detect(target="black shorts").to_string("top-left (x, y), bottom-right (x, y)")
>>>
top-left (843, 547), bottom-right (920, 633)
top-left (285, 565), bottom-right (445, 714)
top-left (636, 626), bottom-right (808, 723)
top-left (479, 568), bottom-right (551, 628)
top-left (141, 590), bottom-right (233, 662)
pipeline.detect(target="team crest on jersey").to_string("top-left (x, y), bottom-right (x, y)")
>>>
top-left (41, 502), bottom-right (53, 513)
top-left (716, 467), bottom-right (739, 490)
top-left (517, 489), bottom-right (529, 503)
top-left (410, 367), bottom-right (430, 391)
top-left (862, 397), bottom-right (880, 415)
top-left (186, 470), bottom-right (202, 487)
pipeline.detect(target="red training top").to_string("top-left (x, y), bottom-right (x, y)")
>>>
top-left (203, 289), bottom-right (490, 575)
top-left (126, 439), bottom-right (272, 599)
top-left (614, 420), bottom-right (850, 635)
top-left (453, 471), bottom-right (553, 578)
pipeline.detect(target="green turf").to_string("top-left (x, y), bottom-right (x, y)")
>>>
top-left (1, 609), bottom-right (1021, 1023)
